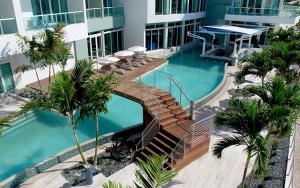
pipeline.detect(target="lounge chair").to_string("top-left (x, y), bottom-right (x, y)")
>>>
top-left (130, 62), bottom-right (142, 67)
top-left (101, 64), bottom-right (126, 75)
top-left (120, 63), bottom-right (134, 70)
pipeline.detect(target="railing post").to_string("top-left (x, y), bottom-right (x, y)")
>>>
top-left (0, 21), bottom-right (3, 35)
top-left (154, 71), bottom-right (156, 87)
top-left (189, 100), bottom-right (194, 120)
top-left (169, 75), bottom-right (172, 92)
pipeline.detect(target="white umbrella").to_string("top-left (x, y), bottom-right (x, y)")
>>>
top-left (114, 50), bottom-right (134, 57)
top-left (244, 74), bottom-right (262, 84)
top-left (237, 83), bottom-right (258, 90)
top-left (128, 46), bottom-right (147, 53)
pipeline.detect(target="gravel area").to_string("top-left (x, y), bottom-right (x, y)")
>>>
top-left (61, 140), bottom-right (136, 186)
top-left (250, 136), bottom-right (290, 188)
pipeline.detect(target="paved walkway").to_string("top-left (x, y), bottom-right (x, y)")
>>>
top-left (0, 94), bottom-right (25, 117)
top-left (19, 66), bottom-right (255, 188)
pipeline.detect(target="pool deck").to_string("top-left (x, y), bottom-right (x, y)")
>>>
top-left (18, 65), bottom-right (257, 188)
top-left (27, 58), bottom-right (168, 92)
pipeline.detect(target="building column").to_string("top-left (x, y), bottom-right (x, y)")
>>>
top-left (248, 36), bottom-right (252, 48)
top-left (101, 0), bottom-right (104, 17)
top-left (181, 21), bottom-right (185, 46)
top-left (11, 0), bottom-right (25, 34)
top-left (101, 31), bottom-right (106, 56)
top-left (163, 23), bottom-right (168, 49)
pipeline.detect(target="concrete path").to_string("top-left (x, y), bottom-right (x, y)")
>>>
top-left (0, 94), bottom-right (24, 117)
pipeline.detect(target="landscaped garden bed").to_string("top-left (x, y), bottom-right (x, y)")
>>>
top-left (249, 136), bottom-right (290, 188)
top-left (62, 138), bottom-right (137, 186)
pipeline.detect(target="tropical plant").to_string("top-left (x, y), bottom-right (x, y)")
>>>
top-left (242, 76), bottom-right (300, 138)
top-left (18, 60), bottom-right (94, 164)
top-left (102, 155), bottom-right (177, 188)
top-left (79, 73), bottom-right (118, 166)
top-left (267, 41), bottom-right (300, 83)
top-left (134, 155), bottom-right (177, 188)
top-left (213, 99), bottom-right (270, 188)
top-left (103, 181), bottom-right (130, 188)
top-left (17, 34), bottom-right (43, 90)
top-left (237, 50), bottom-right (273, 85)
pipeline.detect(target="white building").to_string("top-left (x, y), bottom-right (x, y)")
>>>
top-left (0, 0), bottom-right (299, 94)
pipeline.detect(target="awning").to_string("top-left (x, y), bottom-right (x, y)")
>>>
top-left (201, 25), bottom-right (268, 36)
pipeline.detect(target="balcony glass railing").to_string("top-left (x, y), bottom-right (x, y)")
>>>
top-left (0, 18), bottom-right (17, 35)
top-left (226, 6), bottom-right (300, 17)
top-left (24, 11), bottom-right (84, 31)
top-left (86, 7), bottom-right (124, 19)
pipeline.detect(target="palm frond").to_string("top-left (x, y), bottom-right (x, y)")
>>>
top-left (102, 180), bottom-right (131, 188)
top-left (134, 155), bottom-right (177, 188)
top-left (212, 136), bottom-right (244, 158)
top-left (252, 136), bottom-right (269, 178)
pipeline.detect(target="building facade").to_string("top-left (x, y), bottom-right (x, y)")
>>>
top-left (0, 0), bottom-right (299, 94)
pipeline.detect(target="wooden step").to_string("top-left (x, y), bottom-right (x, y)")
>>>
top-left (159, 113), bottom-right (174, 121)
top-left (161, 95), bottom-right (174, 102)
top-left (160, 118), bottom-right (178, 127)
top-left (153, 137), bottom-right (174, 151)
top-left (165, 100), bottom-right (178, 106)
top-left (175, 113), bottom-right (189, 120)
top-left (172, 108), bottom-right (186, 115)
top-left (158, 132), bottom-right (178, 145)
top-left (141, 151), bottom-right (151, 160)
top-left (145, 146), bottom-right (159, 156)
top-left (168, 105), bottom-right (181, 111)
top-left (157, 92), bottom-right (171, 97)
top-left (149, 142), bottom-right (170, 156)
top-left (144, 100), bottom-right (162, 108)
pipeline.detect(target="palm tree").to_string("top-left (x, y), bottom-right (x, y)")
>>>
top-left (267, 42), bottom-right (300, 83)
top-left (17, 34), bottom-right (43, 90)
top-left (102, 155), bottom-right (177, 188)
top-left (18, 60), bottom-right (94, 164)
top-left (213, 99), bottom-right (270, 188)
top-left (237, 50), bottom-right (273, 86)
top-left (79, 73), bottom-right (118, 166)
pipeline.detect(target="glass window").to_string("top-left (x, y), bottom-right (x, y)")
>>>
top-left (97, 36), bottom-right (102, 57)
top-left (105, 33), bottom-right (112, 55)
top-left (112, 31), bottom-right (118, 53)
top-left (41, 0), bottom-right (50, 14)
top-left (156, 0), bottom-right (163, 14)
top-left (0, 63), bottom-right (15, 92)
top-left (118, 31), bottom-right (123, 51)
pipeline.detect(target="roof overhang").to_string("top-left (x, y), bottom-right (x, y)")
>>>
top-left (200, 25), bottom-right (269, 36)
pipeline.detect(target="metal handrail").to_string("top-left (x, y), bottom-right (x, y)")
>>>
top-left (154, 70), bottom-right (192, 102)
top-left (136, 118), bottom-right (160, 152)
top-left (169, 115), bottom-right (214, 168)
top-left (285, 124), bottom-right (297, 188)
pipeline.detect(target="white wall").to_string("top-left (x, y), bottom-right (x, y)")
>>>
top-left (2, 42), bottom-right (77, 89)
top-left (0, 0), bottom-right (15, 18)
top-left (121, 0), bottom-right (147, 48)
top-left (0, 34), bottom-right (21, 59)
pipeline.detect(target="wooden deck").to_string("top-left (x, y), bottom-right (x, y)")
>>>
top-left (26, 57), bottom-right (209, 170)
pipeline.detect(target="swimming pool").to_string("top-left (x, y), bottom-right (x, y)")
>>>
top-left (141, 48), bottom-right (225, 107)
top-left (0, 48), bottom-right (225, 182)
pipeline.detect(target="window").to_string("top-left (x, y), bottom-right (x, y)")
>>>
top-left (168, 26), bottom-right (181, 47)
top-left (0, 63), bottom-right (15, 93)
top-left (31, 0), bottom-right (68, 15)
top-left (184, 20), bottom-right (194, 44)
top-left (145, 29), bottom-right (164, 50)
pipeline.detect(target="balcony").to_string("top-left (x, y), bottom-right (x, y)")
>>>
top-left (23, 11), bottom-right (85, 31)
top-left (225, 6), bottom-right (300, 18)
top-left (0, 18), bottom-right (17, 35)
top-left (86, 7), bottom-right (125, 32)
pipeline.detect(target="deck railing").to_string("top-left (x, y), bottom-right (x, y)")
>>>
top-left (138, 70), bottom-right (195, 120)
top-left (225, 6), bottom-right (300, 17)
top-left (0, 18), bottom-right (17, 35)
top-left (86, 7), bottom-right (124, 19)
top-left (285, 124), bottom-right (296, 188)
top-left (169, 115), bottom-right (214, 168)
top-left (120, 82), bottom-right (162, 151)
top-left (23, 11), bottom-right (84, 31)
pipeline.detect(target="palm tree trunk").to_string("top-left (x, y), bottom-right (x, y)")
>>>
top-left (48, 66), bottom-right (51, 84)
top-left (33, 66), bottom-right (42, 90)
top-left (242, 154), bottom-right (251, 188)
top-left (72, 125), bottom-right (88, 164)
top-left (52, 65), bottom-right (56, 79)
top-left (93, 116), bottom-right (99, 166)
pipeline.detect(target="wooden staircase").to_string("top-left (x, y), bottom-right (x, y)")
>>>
top-left (114, 81), bottom-right (210, 170)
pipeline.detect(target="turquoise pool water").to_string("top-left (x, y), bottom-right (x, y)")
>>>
top-left (0, 48), bottom-right (224, 182)
top-left (141, 49), bottom-right (225, 107)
